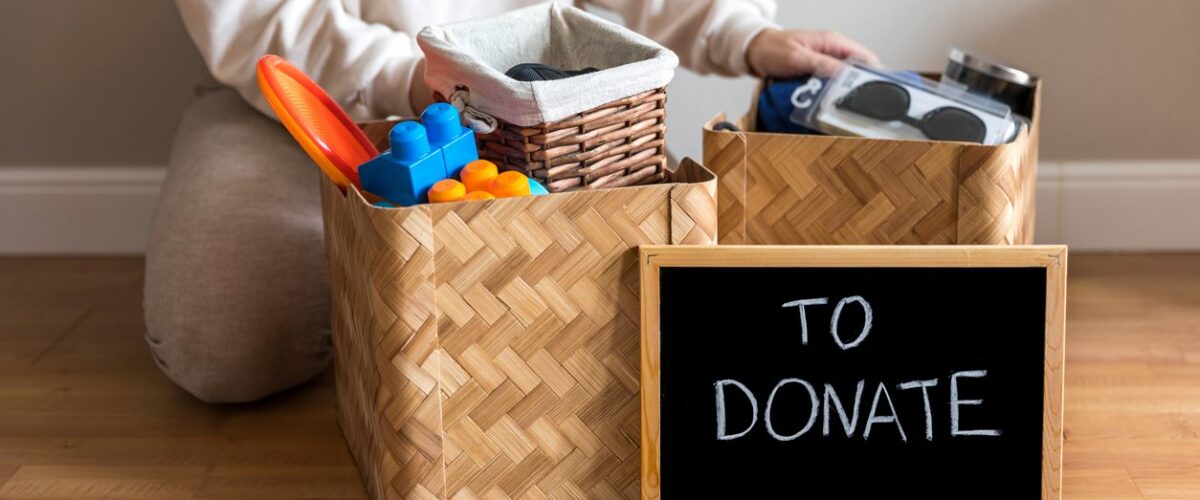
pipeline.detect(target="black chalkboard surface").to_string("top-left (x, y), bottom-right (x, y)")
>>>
top-left (639, 246), bottom-right (1067, 500)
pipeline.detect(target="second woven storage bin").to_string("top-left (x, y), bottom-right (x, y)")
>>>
top-left (323, 122), bottom-right (716, 498)
top-left (703, 79), bottom-right (1042, 245)
top-left (418, 3), bottom-right (676, 193)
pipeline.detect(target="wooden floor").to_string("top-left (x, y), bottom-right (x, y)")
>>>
top-left (0, 255), bottom-right (1197, 499)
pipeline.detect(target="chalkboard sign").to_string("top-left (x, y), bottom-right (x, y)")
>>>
top-left (639, 246), bottom-right (1066, 500)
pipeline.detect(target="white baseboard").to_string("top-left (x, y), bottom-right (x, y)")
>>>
top-left (0, 162), bottom-right (1197, 254)
top-left (0, 167), bottom-right (165, 255)
top-left (1035, 161), bottom-right (1200, 251)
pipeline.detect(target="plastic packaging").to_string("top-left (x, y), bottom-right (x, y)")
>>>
top-left (791, 62), bottom-right (1020, 145)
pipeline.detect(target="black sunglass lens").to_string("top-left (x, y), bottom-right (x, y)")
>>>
top-left (921, 107), bottom-right (987, 143)
top-left (837, 81), bottom-right (910, 120)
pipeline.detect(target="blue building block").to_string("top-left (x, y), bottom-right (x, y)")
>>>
top-left (358, 121), bottom-right (446, 207)
top-left (421, 103), bottom-right (478, 179)
top-left (528, 178), bottom-right (549, 195)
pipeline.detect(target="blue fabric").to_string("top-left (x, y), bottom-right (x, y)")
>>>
top-left (756, 77), bottom-right (823, 134)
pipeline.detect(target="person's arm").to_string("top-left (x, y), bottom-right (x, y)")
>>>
top-left (175, 0), bottom-right (430, 119)
top-left (584, 0), bottom-right (879, 78)
top-left (584, 0), bottom-right (778, 76)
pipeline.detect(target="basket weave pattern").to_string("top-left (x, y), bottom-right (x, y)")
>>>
top-left (703, 122), bottom-right (1038, 245)
top-left (476, 89), bottom-right (668, 193)
top-left (321, 163), bottom-right (715, 499)
top-left (704, 82), bottom-right (1041, 246)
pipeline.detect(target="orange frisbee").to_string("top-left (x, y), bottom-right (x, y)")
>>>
top-left (256, 55), bottom-right (378, 189)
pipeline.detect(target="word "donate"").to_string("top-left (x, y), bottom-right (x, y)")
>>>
top-left (712, 296), bottom-right (1002, 443)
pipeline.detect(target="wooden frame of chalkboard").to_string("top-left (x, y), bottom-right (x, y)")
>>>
top-left (639, 245), bottom-right (1066, 499)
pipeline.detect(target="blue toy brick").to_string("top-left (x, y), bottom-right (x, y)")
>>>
top-left (528, 178), bottom-right (549, 195)
top-left (421, 103), bottom-right (461, 147)
top-left (358, 121), bottom-right (447, 207)
top-left (437, 129), bottom-right (479, 179)
top-left (358, 152), bottom-right (445, 207)
top-left (421, 103), bottom-right (479, 178)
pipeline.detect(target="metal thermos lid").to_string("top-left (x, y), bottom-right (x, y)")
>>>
top-left (948, 48), bottom-right (1038, 87)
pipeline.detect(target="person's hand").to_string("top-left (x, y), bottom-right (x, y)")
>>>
top-left (746, 28), bottom-right (880, 78)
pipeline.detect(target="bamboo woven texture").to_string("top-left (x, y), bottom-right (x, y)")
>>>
top-left (702, 86), bottom-right (1041, 245)
top-left (320, 159), bottom-right (716, 499)
top-left (476, 89), bottom-right (668, 194)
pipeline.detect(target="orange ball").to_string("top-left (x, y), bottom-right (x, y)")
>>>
top-left (464, 191), bottom-right (496, 201)
top-left (428, 179), bottom-right (466, 203)
top-left (490, 171), bottom-right (532, 198)
top-left (461, 160), bottom-right (499, 193)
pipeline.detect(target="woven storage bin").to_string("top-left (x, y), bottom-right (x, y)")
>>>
top-left (702, 80), bottom-right (1041, 245)
top-left (323, 123), bottom-right (716, 499)
top-left (476, 88), bottom-right (668, 193)
top-left (418, 3), bottom-right (677, 195)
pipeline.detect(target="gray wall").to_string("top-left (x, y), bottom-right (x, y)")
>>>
top-left (2, 0), bottom-right (1198, 168)
top-left (667, 0), bottom-right (1200, 163)
top-left (0, 1), bottom-right (209, 167)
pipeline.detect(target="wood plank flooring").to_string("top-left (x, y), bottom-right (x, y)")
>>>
top-left (0, 254), bottom-right (1197, 498)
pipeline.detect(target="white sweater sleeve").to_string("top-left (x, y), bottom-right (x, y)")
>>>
top-left (585, 0), bottom-right (778, 76)
top-left (175, 0), bottom-right (420, 119)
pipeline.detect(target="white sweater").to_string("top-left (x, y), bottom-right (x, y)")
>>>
top-left (176, 0), bottom-right (777, 119)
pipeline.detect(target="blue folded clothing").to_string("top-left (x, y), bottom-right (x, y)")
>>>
top-left (756, 77), bottom-right (825, 134)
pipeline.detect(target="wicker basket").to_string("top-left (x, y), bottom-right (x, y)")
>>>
top-left (702, 80), bottom-right (1042, 245)
top-left (322, 124), bottom-right (716, 499)
top-left (474, 88), bottom-right (668, 193)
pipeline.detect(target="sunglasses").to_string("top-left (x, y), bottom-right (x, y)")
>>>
top-left (835, 80), bottom-right (986, 143)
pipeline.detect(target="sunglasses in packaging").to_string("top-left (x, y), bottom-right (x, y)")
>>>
top-left (790, 63), bottom-right (1020, 145)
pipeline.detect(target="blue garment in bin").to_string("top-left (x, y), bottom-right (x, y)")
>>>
top-left (756, 77), bottom-right (825, 135)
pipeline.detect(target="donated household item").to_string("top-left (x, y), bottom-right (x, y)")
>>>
top-left (490, 170), bottom-right (532, 197)
top-left (504, 62), bottom-right (599, 81)
top-left (791, 62), bottom-right (1020, 145)
top-left (702, 71), bottom-right (1041, 245)
top-left (427, 179), bottom-right (467, 203)
top-left (421, 102), bottom-right (479, 178)
top-left (358, 120), bottom-right (446, 207)
top-left (712, 121), bottom-right (741, 132)
top-left (757, 70), bottom-right (928, 135)
top-left (255, 55), bottom-right (379, 189)
top-left (837, 80), bottom-right (991, 142)
top-left (527, 176), bottom-right (550, 195)
top-left (463, 190), bottom-right (495, 201)
top-left (418, 3), bottom-right (678, 191)
top-left (460, 159), bottom-right (499, 192)
top-left (322, 114), bottom-right (719, 496)
top-left (360, 104), bottom-right (486, 207)
top-left (257, 56), bottom-right (486, 208)
top-left (755, 77), bottom-right (824, 135)
top-left (943, 48), bottom-right (1039, 115)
